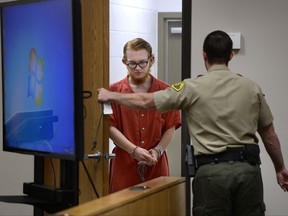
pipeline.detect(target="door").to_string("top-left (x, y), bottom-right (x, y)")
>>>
top-left (79, 0), bottom-right (110, 201)
top-left (158, 13), bottom-right (182, 176)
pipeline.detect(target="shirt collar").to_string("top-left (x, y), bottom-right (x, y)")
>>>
top-left (207, 64), bottom-right (229, 73)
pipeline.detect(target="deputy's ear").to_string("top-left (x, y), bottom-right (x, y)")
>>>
top-left (202, 51), bottom-right (207, 60)
top-left (122, 58), bottom-right (126, 65)
top-left (230, 51), bottom-right (234, 60)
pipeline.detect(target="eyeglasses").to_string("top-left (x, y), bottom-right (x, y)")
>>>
top-left (126, 60), bottom-right (149, 69)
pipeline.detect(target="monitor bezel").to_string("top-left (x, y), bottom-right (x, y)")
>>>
top-left (0, 0), bottom-right (84, 161)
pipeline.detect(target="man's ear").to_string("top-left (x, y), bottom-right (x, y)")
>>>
top-left (122, 58), bottom-right (126, 65)
top-left (150, 55), bottom-right (155, 64)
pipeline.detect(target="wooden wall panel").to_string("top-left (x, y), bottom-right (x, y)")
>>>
top-left (79, 0), bottom-right (110, 202)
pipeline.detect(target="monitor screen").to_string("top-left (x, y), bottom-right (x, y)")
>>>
top-left (1, 0), bottom-right (84, 160)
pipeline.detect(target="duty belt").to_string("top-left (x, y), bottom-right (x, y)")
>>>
top-left (195, 149), bottom-right (247, 167)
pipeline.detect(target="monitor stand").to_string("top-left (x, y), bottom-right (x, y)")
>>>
top-left (0, 194), bottom-right (73, 214)
top-left (0, 158), bottom-right (79, 214)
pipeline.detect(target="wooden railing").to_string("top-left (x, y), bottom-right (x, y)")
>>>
top-left (56, 176), bottom-right (186, 216)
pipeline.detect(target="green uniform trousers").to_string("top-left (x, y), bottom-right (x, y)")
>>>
top-left (192, 161), bottom-right (265, 216)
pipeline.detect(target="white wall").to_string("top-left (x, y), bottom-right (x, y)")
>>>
top-left (191, 1), bottom-right (288, 215)
top-left (109, 0), bottom-right (181, 84)
top-left (109, 0), bottom-right (158, 84)
top-left (156, 0), bottom-right (181, 12)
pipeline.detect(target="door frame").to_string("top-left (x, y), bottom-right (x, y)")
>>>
top-left (158, 12), bottom-right (182, 83)
top-left (158, 3), bottom-right (192, 215)
top-left (158, 12), bottom-right (182, 178)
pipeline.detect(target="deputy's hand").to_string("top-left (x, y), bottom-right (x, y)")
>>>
top-left (277, 168), bottom-right (288, 192)
top-left (97, 88), bottom-right (111, 103)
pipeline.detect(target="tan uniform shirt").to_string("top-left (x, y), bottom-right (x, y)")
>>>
top-left (154, 65), bottom-right (273, 156)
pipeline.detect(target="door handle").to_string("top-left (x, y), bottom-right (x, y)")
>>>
top-left (86, 151), bottom-right (116, 161)
top-left (104, 152), bottom-right (116, 161)
top-left (87, 151), bottom-right (101, 159)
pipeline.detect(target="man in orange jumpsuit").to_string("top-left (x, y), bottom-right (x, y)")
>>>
top-left (108, 38), bottom-right (181, 193)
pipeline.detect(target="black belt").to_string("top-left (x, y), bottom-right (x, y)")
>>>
top-left (195, 149), bottom-right (246, 167)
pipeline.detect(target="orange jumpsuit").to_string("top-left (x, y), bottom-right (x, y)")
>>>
top-left (109, 75), bottom-right (181, 193)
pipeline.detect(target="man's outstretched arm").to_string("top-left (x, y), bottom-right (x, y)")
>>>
top-left (97, 87), bottom-right (156, 110)
top-left (258, 123), bottom-right (288, 191)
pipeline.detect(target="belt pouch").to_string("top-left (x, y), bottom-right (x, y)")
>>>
top-left (244, 144), bottom-right (261, 165)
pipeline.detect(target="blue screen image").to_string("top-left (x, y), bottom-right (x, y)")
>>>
top-left (2, 0), bottom-right (76, 157)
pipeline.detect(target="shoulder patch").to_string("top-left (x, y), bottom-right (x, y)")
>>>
top-left (171, 81), bottom-right (185, 92)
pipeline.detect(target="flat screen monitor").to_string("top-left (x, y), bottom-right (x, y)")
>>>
top-left (1, 0), bottom-right (84, 160)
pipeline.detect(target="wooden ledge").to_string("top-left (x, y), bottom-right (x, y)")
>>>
top-left (56, 176), bottom-right (185, 216)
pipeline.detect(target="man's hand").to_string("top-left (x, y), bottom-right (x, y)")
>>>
top-left (135, 147), bottom-right (157, 166)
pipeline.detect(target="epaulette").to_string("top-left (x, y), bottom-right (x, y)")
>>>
top-left (197, 74), bottom-right (203, 78)
top-left (236, 73), bottom-right (243, 77)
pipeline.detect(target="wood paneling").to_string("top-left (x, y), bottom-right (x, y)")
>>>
top-left (79, 0), bottom-right (109, 203)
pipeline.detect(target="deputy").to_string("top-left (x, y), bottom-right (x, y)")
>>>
top-left (97, 30), bottom-right (288, 216)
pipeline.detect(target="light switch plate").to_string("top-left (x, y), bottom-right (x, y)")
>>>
top-left (228, 33), bottom-right (241, 49)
